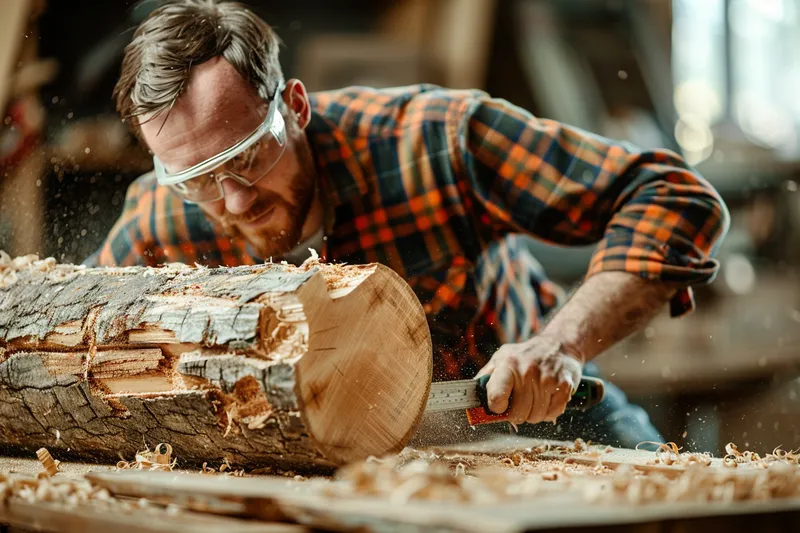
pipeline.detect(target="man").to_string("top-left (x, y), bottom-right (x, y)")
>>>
top-left (86, 0), bottom-right (729, 447)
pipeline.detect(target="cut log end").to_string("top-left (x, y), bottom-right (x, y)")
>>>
top-left (295, 265), bottom-right (432, 464)
top-left (0, 254), bottom-right (432, 471)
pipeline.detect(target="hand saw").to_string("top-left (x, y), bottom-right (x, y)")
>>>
top-left (425, 375), bottom-right (605, 426)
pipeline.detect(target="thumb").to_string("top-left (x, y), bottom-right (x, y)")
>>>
top-left (484, 365), bottom-right (514, 414)
top-left (559, 355), bottom-right (583, 394)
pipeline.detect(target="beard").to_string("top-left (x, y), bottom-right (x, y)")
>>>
top-left (220, 181), bottom-right (315, 259)
top-left (219, 145), bottom-right (317, 259)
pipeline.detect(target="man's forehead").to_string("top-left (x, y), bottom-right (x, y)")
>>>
top-left (140, 57), bottom-right (265, 169)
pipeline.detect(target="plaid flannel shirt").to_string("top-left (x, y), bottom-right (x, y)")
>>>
top-left (87, 84), bottom-right (729, 380)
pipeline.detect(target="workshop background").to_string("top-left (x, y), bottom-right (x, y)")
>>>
top-left (1, 0), bottom-right (799, 457)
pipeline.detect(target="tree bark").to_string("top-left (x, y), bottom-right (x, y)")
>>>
top-left (0, 254), bottom-right (432, 472)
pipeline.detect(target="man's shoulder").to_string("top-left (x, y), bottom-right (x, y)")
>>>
top-left (111, 170), bottom-right (205, 244)
top-left (125, 170), bottom-right (159, 201)
top-left (308, 84), bottom-right (489, 135)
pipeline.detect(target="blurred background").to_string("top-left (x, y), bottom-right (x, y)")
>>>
top-left (1, 0), bottom-right (799, 456)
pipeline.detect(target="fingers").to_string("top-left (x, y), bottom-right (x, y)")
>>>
top-left (526, 374), bottom-right (553, 424)
top-left (484, 364), bottom-right (514, 414)
top-left (537, 356), bottom-right (582, 423)
top-left (481, 343), bottom-right (583, 425)
top-left (507, 369), bottom-right (534, 424)
top-left (544, 381), bottom-right (571, 422)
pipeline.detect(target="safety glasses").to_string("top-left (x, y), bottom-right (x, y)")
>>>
top-left (153, 84), bottom-right (287, 204)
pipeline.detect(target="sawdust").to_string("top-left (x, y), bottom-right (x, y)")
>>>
top-left (0, 475), bottom-right (116, 508)
top-left (0, 251), bottom-right (82, 288)
top-left (317, 440), bottom-right (800, 506)
top-left (293, 250), bottom-right (376, 293)
top-left (585, 461), bottom-right (800, 504)
top-left (316, 443), bottom-right (614, 504)
top-left (390, 445), bottom-right (612, 478)
top-left (636, 441), bottom-right (713, 467)
top-left (723, 442), bottom-right (800, 468)
top-left (217, 375), bottom-right (274, 437)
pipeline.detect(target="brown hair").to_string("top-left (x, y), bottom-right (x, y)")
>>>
top-left (114, 0), bottom-right (283, 135)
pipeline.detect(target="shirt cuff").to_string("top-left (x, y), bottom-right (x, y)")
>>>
top-left (586, 230), bottom-right (721, 317)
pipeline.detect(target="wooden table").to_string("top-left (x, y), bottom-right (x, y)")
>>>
top-left (0, 436), bottom-right (797, 533)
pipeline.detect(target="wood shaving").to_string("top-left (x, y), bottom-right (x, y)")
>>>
top-left (320, 441), bottom-right (800, 506)
top-left (116, 443), bottom-right (176, 472)
top-left (199, 458), bottom-right (246, 477)
top-left (724, 442), bottom-right (800, 468)
top-left (293, 252), bottom-right (376, 294)
top-left (246, 410), bottom-right (273, 430)
top-left (36, 448), bottom-right (60, 477)
top-left (0, 252), bottom-right (58, 288)
top-left (636, 441), bottom-right (712, 467)
top-left (320, 456), bottom-right (509, 504)
top-left (588, 461), bottom-right (800, 504)
top-left (0, 475), bottom-right (115, 508)
top-left (319, 446), bottom-right (611, 505)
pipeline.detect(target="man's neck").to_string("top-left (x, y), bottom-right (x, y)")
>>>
top-left (281, 184), bottom-right (325, 265)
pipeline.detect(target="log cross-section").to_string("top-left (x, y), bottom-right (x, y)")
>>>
top-left (0, 255), bottom-right (433, 472)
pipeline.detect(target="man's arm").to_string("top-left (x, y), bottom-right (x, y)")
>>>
top-left (457, 97), bottom-right (729, 311)
top-left (457, 95), bottom-right (730, 424)
top-left (540, 272), bottom-right (680, 363)
top-left (478, 272), bottom-right (679, 422)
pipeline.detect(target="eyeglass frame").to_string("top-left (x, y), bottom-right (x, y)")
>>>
top-left (153, 82), bottom-right (287, 204)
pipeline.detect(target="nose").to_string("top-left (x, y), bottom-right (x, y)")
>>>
top-left (220, 177), bottom-right (258, 215)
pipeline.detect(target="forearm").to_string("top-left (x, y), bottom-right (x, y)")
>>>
top-left (539, 271), bottom-right (680, 363)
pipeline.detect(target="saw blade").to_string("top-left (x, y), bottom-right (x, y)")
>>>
top-left (425, 379), bottom-right (481, 412)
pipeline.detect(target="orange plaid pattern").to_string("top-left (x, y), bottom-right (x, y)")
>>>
top-left (87, 84), bottom-right (729, 380)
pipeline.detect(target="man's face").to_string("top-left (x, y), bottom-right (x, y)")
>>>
top-left (140, 57), bottom-right (317, 259)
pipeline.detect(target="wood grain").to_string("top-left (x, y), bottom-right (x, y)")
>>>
top-left (0, 259), bottom-right (432, 471)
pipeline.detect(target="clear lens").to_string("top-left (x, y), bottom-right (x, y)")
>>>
top-left (157, 91), bottom-right (287, 203)
top-left (234, 135), bottom-right (287, 186)
top-left (169, 173), bottom-right (222, 203)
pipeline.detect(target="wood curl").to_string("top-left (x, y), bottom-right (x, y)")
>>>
top-left (36, 448), bottom-right (60, 477)
top-left (116, 443), bottom-right (177, 472)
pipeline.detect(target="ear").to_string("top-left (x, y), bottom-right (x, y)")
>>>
top-left (283, 79), bottom-right (311, 130)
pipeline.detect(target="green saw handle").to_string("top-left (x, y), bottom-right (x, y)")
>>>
top-left (475, 374), bottom-right (605, 414)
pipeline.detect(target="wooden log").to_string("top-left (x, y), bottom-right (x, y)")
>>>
top-left (0, 253), bottom-right (432, 472)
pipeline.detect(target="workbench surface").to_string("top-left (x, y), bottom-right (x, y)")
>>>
top-left (0, 436), bottom-right (797, 533)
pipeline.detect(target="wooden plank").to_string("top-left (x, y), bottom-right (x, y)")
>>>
top-left (0, 497), bottom-right (306, 533)
top-left (87, 464), bottom-right (800, 533)
top-left (434, 436), bottom-right (715, 478)
top-left (0, 457), bottom-right (116, 478)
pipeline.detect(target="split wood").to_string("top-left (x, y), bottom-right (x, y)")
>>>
top-left (0, 251), bottom-right (432, 470)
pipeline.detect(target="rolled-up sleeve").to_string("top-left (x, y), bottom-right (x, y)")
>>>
top-left (457, 96), bottom-right (730, 317)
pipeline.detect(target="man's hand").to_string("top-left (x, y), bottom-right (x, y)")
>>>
top-left (475, 271), bottom-right (680, 426)
top-left (476, 336), bottom-right (583, 424)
